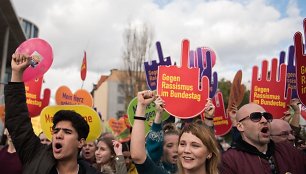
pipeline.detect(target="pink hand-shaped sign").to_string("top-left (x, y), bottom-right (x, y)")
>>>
top-left (15, 38), bottom-right (53, 82)
top-left (157, 39), bottom-right (210, 119)
top-left (25, 77), bottom-right (51, 117)
top-left (250, 58), bottom-right (291, 119)
top-left (294, 18), bottom-right (306, 106)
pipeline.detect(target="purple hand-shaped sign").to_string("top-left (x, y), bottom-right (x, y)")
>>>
top-left (189, 47), bottom-right (218, 98)
top-left (144, 41), bottom-right (172, 90)
top-left (279, 45), bottom-right (297, 98)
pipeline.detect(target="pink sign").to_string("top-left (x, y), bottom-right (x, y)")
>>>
top-left (250, 58), bottom-right (291, 119)
top-left (294, 18), bottom-right (306, 106)
top-left (25, 77), bottom-right (51, 117)
top-left (15, 38), bottom-right (53, 82)
top-left (157, 39), bottom-right (210, 119)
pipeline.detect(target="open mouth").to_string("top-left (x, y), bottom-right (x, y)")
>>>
top-left (172, 155), bottom-right (178, 162)
top-left (173, 155), bottom-right (178, 159)
top-left (55, 143), bottom-right (62, 149)
top-left (261, 127), bottom-right (269, 133)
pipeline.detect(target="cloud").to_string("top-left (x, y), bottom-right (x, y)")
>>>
top-left (11, 0), bottom-right (304, 95)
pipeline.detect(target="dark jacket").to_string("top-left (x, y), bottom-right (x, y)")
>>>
top-left (220, 136), bottom-right (306, 174)
top-left (5, 82), bottom-right (99, 174)
top-left (146, 122), bottom-right (177, 174)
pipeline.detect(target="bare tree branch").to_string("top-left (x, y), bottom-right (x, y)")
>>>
top-left (119, 22), bottom-right (154, 109)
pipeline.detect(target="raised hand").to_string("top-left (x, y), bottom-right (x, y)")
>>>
top-left (227, 102), bottom-right (238, 126)
top-left (154, 96), bottom-right (165, 113)
top-left (25, 77), bottom-right (51, 117)
top-left (294, 18), bottom-right (306, 106)
top-left (278, 45), bottom-right (297, 98)
top-left (204, 98), bottom-right (215, 118)
top-left (112, 140), bottom-right (123, 156)
top-left (137, 90), bottom-right (156, 107)
top-left (11, 53), bottom-right (31, 82)
top-left (153, 96), bottom-right (165, 124)
top-left (157, 39), bottom-right (210, 118)
top-left (144, 41), bottom-right (171, 90)
top-left (250, 58), bottom-right (292, 118)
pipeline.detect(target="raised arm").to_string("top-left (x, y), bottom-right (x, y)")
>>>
top-left (112, 140), bottom-right (127, 174)
top-left (5, 53), bottom-right (43, 164)
top-left (288, 98), bottom-right (301, 128)
top-left (131, 90), bottom-right (155, 164)
top-left (146, 96), bottom-right (165, 162)
top-left (204, 98), bottom-right (215, 128)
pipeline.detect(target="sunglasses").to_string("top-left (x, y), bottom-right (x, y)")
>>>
top-left (238, 112), bottom-right (273, 122)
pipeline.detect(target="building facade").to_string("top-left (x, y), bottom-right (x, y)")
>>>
top-left (0, 0), bottom-right (38, 140)
top-left (92, 69), bottom-right (147, 124)
top-left (0, 0), bottom-right (39, 99)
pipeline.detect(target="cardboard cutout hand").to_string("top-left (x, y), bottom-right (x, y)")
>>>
top-left (189, 48), bottom-right (218, 98)
top-left (197, 48), bottom-right (218, 98)
top-left (294, 18), bottom-right (306, 106)
top-left (227, 70), bottom-right (245, 110)
top-left (211, 91), bottom-right (232, 136)
top-left (250, 58), bottom-right (291, 118)
top-left (144, 41), bottom-right (171, 90)
top-left (157, 39), bottom-right (209, 118)
top-left (279, 45), bottom-right (297, 98)
top-left (25, 77), bottom-right (50, 117)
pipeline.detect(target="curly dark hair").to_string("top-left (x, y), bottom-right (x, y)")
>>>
top-left (52, 110), bottom-right (89, 140)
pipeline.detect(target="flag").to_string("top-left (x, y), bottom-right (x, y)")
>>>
top-left (81, 51), bottom-right (87, 81)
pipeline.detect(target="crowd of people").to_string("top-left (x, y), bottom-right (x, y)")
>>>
top-left (0, 53), bottom-right (305, 173)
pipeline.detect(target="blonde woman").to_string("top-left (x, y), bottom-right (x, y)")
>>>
top-left (131, 91), bottom-right (220, 174)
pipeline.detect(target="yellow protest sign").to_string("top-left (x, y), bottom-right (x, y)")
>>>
top-left (40, 105), bottom-right (102, 142)
top-left (31, 115), bottom-right (42, 136)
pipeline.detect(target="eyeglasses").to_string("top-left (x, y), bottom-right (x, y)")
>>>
top-left (238, 112), bottom-right (273, 122)
top-left (271, 130), bottom-right (294, 138)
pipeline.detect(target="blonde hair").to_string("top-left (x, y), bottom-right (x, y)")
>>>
top-left (177, 122), bottom-right (220, 174)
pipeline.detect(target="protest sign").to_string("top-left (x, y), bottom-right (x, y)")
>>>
top-left (250, 58), bottom-right (291, 118)
top-left (157, 39), bottom-right (210, 118)
top-left (25, 77), bottom-right (50, 117)
top-left (15, 38), bottom-right (53, 82)
top-left (40, 105), bottom-right (102, 141)
top-left (55, 86), bottom-right (93, 107)
top-left (144, 41), bottom-right (172, 90)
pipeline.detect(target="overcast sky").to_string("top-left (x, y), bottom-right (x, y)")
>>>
top-left (11, 0), bottom-right (306, 103)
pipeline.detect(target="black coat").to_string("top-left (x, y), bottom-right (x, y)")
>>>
top-left (5, 82), bottom-right (100, 174)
